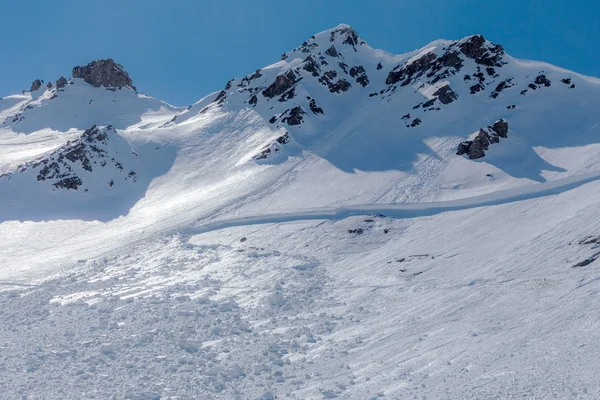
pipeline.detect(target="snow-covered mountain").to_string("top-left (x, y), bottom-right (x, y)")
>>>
top-left (2, 25), bottom-right (600, 399)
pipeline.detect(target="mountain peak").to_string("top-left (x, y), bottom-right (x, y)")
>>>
top-left (281, 24), bottom-right (366, 61)
top-left (72, 58), bottom-right (135, 89)
top-left (324, 24), bottom-right (363, 46)
top-left (456, 34), bottom-right (505, 66)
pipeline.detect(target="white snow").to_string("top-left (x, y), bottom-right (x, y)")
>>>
top-left (1, 25), bottom-right (600, 399)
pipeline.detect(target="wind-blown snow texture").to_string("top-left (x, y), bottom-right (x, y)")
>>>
top-left (1, 24), bottom-right (600, 399)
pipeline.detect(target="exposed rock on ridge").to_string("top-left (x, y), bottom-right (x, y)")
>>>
top-left (72, 59), bottom-right (134, 89)
top-left (30, 79), bottom-right (43, 92)
top-left (457, 120), bottom-right (509, 159)
top-left (3, 125), bottom-right (138, 191)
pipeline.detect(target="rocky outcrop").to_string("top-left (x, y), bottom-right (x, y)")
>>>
top-left (459, 35), bottom-right (505, 67)
top-left (410, 118), bottom-right (422, 127)
top-left (385, 47), bottom-right (468, 89)
top-left (262, 72), bottom-right (297, 98)
top-left (46, 82), bottom-right (53, 89)
top-left (72, 59), bottom-right (133, 88)
top-left (433, 85), bottom-right (458, 104)
top-left (329, 25), bottom-right (364, 48)
top-left (328, 79), bottom-right (351, 93)
top-left (308, 98), bottom-right (324, 114)
top-left (325, 46), bottom-right (339, 58)
top-left (56, 76), bottom-right (68, 89)
top-left (254, 132), bottom-right (291, 160)
top-left (302, 56), bottom-right (320, 77)
top-left (20, 125), bottom-right (137, 190)
top-left (349, 66), bottom-right (369, 87)
top-left (386, 52), bottom-right (437, 86)
top-left (281, 107), bottom-right (306, 126)
top-left (490, 119), bottom-right (508, 138)
top-left (30, 79), bottom-right (43, 92)
top-left (456, 120), bottom-right (509, 159)
top-left (490, 79), bottom-right (514, 98)
top-left (534, 75), bottom-right (551, 87)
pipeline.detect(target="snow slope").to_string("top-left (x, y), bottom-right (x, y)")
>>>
top-left (1, 24), bottom-right (600, 399)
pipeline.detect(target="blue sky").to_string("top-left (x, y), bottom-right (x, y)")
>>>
top-left (1, 0), bottom-right (598, 105)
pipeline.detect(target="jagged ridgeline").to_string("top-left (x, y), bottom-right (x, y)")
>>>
top-left (0, 23), bottom-right (595, 208)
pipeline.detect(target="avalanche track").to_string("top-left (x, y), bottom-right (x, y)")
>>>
top-left (191, 170), bottom-right (600, 234)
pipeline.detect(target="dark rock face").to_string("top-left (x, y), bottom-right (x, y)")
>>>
top-left (214, 90), bottom-right (227, 105)
top-left (278, 87), bottom-right (296, 102)
top-left (457, 119), bottom-right (508, 159)
top-left (282, 107), bottom-right (306, 125)
top-left (248, 95), bottom-right (258, 106)
top-left (459, 35), bottom-right (505, 67)
top-left (309, 99), bottom-right (324, 114)
top-left (72, 59), bottom-right (133, 88)
top-left (56, 77), bottom-right (68, 89)
top-left (423, 98), bottom-right (436, 108)
top-left (349, 65), bottom-right (369, 87)
top-left (433, 85), bottom-right (458, 104)
top-left (276, 133), bottom-right (290, 144)
top-left (490, 79), bottom-right (514, 98)
top-left (254, 132), bottom-right (291, 160)
top-left (24, 125), bottom-right (136, 190)
top-left (54, 177), bottom-right (83, 190)
top-left (456, 141), bottom-right (471, 156)
top-left (325, 46), bottom-right (339, 57)
top-left (263, 72), bottom-right (297, 98)
top-left (249, 69), bottom-right (262, 80)
top-left (386, 52), bottom-right (437, 86)
top-left (410, 118), bottom-right (422, 127)
top-left (490, 119), bottom-right (508, 138)
top-left (385, 47), bottom-right (466, 90)
top-left (470, 83), bottom-right (484, 94)
top-left (440, 51), bottom-right (463, 68)
top-left (329, 25), bottom-right (363, 48)
top-left (30, 79), bottom-right (43, 92)
top-left (46, 82), bottom-right (53, 89)
top-left (328, 79), bottom-right (351, 93)
top-left (303, 56), bottom-right (320, 77)
top-left (534, 75), bottom-right (551, 87)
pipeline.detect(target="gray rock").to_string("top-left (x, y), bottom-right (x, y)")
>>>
top-left (328, 79), bottom-right (351, 93)
top-left (262, 71), bottom-right (296, 98)
top-left (282, 107), bottom-right (305, 126)
top-left (302, 55), bottom-right (320, 77)
top-left (72, 59), bottom-right (133, 88)
top-left (534, 74), bottom-right (551, 87)
top-left (456, 141), bottom-right (471, 156)
top-left (459, 35), bottom-right (505, 67)
top-left (456, 120), bottom-right (509, 159)
top-left (490, 119), bottom-right (508, 138)
top-left (470, 83), bottom-right (484, 94)
top-left (433, 85), bottom-right (458, 104)
top-left (325, 45), bottom-right (339, 57)
top-left (30, 79), bottom-right (43, 92)
top-left (386, 52), bottom-right (437, 86)
top-left (56, 76), bottom-right (68, 89)
top-left (46, 82), bottom-right (53, 89)
top-left (466, 130), bottom-right (489, 159)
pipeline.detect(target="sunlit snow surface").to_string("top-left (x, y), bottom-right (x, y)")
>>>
top-left (1, 25), bottom-right (600, 399)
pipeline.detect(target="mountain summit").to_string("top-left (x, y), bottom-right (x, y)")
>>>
top-left (1, 24), bottom-right (600, 400)
top-left (1, 24), bottom-right (600, 219)
top-left (72, 58), bottom-right (135, 89)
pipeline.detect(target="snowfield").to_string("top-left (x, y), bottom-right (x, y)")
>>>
top-left (1, 24), bottom-right (600, 399)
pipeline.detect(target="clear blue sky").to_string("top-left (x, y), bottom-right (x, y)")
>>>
top-left (2, 0), bottom-right (598, 105)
